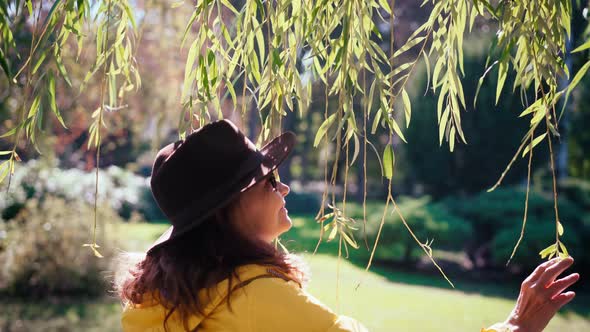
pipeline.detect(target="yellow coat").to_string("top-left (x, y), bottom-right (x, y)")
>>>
top-left (121, 264), bottom-right (368, 332)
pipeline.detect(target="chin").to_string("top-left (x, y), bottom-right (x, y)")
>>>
top-left (278, 212), bottom-right (292, 234)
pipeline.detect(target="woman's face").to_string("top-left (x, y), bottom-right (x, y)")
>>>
top-left (229, 172), bottom-right (291, 243)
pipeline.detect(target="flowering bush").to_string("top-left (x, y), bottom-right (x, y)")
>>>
top-left (0, 160), bottom-right (164, 222)
top-left (0, 195), bottom-right (120, 297)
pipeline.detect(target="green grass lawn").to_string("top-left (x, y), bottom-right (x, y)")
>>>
top-left (2, 220), bottom-right (588, 331)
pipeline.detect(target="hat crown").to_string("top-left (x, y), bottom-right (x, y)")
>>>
top-left (150, 120), bottom-right (259, 228)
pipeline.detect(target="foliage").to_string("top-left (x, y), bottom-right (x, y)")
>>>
top-left (284, 190), bottom-right (322, 216)
top-left (357, 196), bottom-right (472, 262)
top-left (443, 187), bottom-right (590, 271)
top-left (326, 198), bottom-right (471, 264)
top-left (1, 0), bottom-right (590, 282)
top-left (0, 195), bottom-right (120, 297)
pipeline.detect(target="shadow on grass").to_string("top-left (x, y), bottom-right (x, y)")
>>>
top-left (282, 215), bottom-right (590, 319)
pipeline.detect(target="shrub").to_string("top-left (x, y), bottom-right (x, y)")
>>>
top-left (0, 196), bottom-right (120, 297)
top-left (344, 198), bottom-right (472, 263)
top-left (443, 187), bottom-right (590, 271)
top-left (285, 190), bottom-right (322, 216)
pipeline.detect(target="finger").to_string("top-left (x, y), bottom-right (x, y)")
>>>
top-left (538, 257), bottom-right (574, 287)
top-left (549, 273), bottom-right (580, 298)
top-left (527, 258), bottom-right (562, 283)
top-left (552, 291), bottom-right (576, 310)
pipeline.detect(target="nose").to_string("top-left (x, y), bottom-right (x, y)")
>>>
top-left (278, 181), bottom-right (290, 196)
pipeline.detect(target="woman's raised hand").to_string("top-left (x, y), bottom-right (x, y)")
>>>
top-left (504, 257), bottom-right (579, 332)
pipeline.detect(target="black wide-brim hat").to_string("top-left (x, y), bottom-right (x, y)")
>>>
top-left (147, 119), bottom-right (295, 254)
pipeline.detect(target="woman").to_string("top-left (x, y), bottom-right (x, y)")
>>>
top-left (118, 119), bottom-right (579, 332)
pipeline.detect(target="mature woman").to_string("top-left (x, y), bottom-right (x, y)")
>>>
top-left (118, 120), bottom-right (579, 332)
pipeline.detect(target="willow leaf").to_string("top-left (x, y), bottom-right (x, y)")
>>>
top-left (181, 39), bottom-right (199, 103)
top-left (0, 126), bottom-right (19, 138)
top-left (341, 230), bottom-right (359, 249)
top-left (496, 59), bottom-right (508, 105)
top-left (401, 88), bottom-right (411, 127)
top-left (522, 133), bottom-right (546, 157)
top-left (393, 36), bottom-right (425, 58)
top-left (350, 132), bottom-right (360, 166)
top-left (0, 161), bottom-right (9, 185)
top-left (572, 39), bottom-right (590, 53)
top-left (390, 62), bottom-right (413, 78)
top-left (389, 117), bottom-right (407, 143)
top-left (327, 224), bottom-right (338, 241)
top-left (48, 71), bottom-right (67, 128)
top-left (32, 51), bottom-right (47, 75)
top-left (122, 3), bottom-right (136, 31)
top-left (314, 113), bottom-right (337, 147)
top-left (566, 60), bottom-right (590, 96)
top-left (422, 50), bottom-right (430, 96)
top-left (439, 107), bottom-right (450, 146)
top-left (371, 108), bottom-right (382, 134)
top-left (559, 242), bottom-right (569, 257)
top-left (383, 143), bottom-right (394, 180)
top-left (449, 126), bottom-right (456, 152)
top-left (539, 243), bottom-right (557, 259)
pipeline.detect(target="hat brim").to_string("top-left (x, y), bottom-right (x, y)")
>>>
top-left (146, 131), bottom-right (296, 255)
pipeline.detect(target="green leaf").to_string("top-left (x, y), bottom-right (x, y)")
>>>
top-left (327, 224), bottom-right (338, 241)
top-left (383, 143), bottom-right (395, 180)
top-left (393, 36), bottom-right (425, 58)
top-left (401, 88), bottom-right (411, 127)
top-left (0, 126), bottom-right (19, 138)
top-left (32, 51), bottom-right (47, 75)
top-left (122, 3), bottom-right (137, 31)
top-left (25, 0), bottom-right (32, 16)
top-left (389, 117), bottom-right (407, 143)
top-left (522, 133), bottom-right (546, 157)
top-left (439, 107), bottom-right (450, 146)
top-left (47, 71), bottom-right (67, 128)
top-left (567, 60), bottom-right (590, 96)
top-left (422, 50), bottom-right (430, 96)
top-left (225, 79), bottom-right (237, 108)
top-left (181, 10), bottom-right (199, 48)
top-left (171, 1), bottom-right (184, 8)
top-left (55, 52), bottom-right (72, 87)
top-left (181, 39), bottom-right (199, 103)
top-left (377, 0), bottom-right (392, 13)
top-left (558, 241), bottom-right (569, 257)
top-left (557, 221), bottom-right (564, 236)
top-left (220, 0), bottom-right (239, 15)
top-left (0, 151), bottom-right (13, 156)
top-left (572, 39), bottom-right (590, 53)
top-left (350, 132), bottom-right (360, 166)
top-left (496, 60), bottom-right (508, 105)
top-left (371, 108), bottom-right (382, 134)
top-left (0, 48), bottom-right (12, 81)
top-left (27, 95), bottom-right (41, 119)
top-left (82, 243), bottom-right (104, 258)
top-left (0, 160), bottom-right (10, 185)
top-left (449, 127), bottom-right (456, 152)
top-left (539, 243), bottom-right (557, 259)
top-left (108, 65), bottom-right (117, 106)
top-left (342, 230), bottom-right (359, 249)
top-left (530, 107), bottom-right (546, 125)
top-left (313, 113), bottom-right (337, 147)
